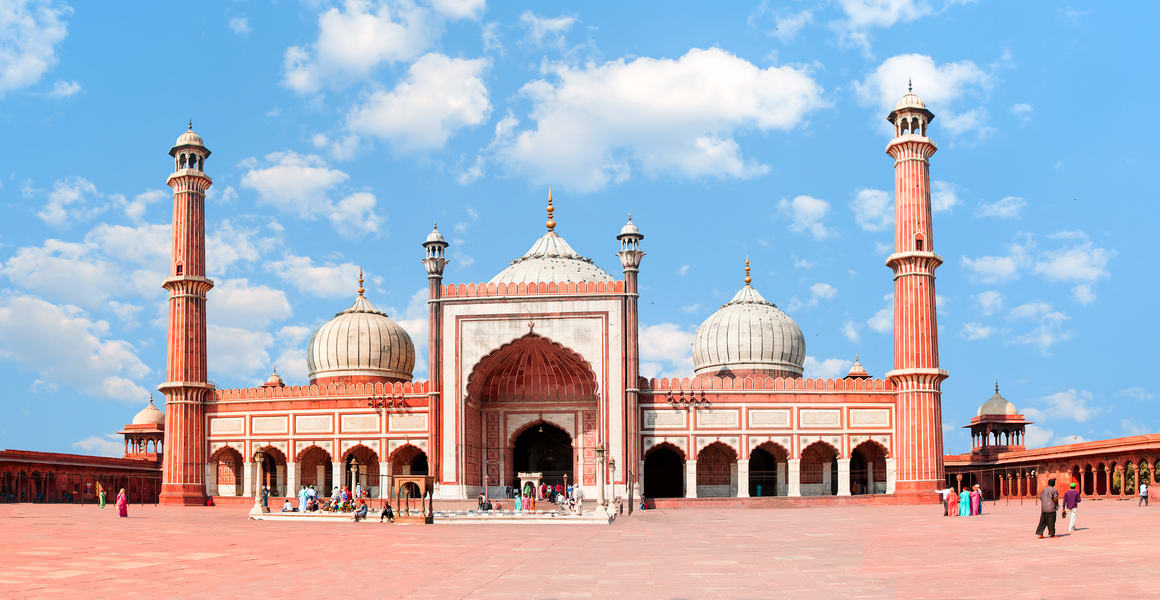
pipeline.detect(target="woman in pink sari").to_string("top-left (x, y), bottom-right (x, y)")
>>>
top-left (116, 488), bottom-right (128, 517)
top-left (945, 487), bottom-right (958, 517)
top-left (969, 484), bottom-right (982, 515)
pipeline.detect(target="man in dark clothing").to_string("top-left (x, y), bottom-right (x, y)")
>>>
top-left (1063, 482), bottom-right (1082, 531)
top-left (1036, 478), bottom-right (1059, 538)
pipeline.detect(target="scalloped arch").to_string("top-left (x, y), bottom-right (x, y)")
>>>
top-left (467, 333), bottom-right (598, 404)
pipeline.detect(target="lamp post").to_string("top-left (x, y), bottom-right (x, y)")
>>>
top-left (595, 443), bottom-right (606, 510)
top-left (249, 448), bottom-right (266, 516)
top-left (607, 457), bottom-right (616, 508)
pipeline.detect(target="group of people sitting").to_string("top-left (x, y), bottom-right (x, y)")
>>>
top-left (471, 481), bottom-right (585, 514)
top-left (942, 484), bottom-right (984, 517)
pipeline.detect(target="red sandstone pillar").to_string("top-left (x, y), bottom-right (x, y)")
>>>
top-left (421, 225), bottom-right (448, 485)
top-left (884, 90), bottom-right (947, 497)
top-left (159, 126), bottom-right (213, 506)
top-left (617, 217), bottom-right (644, 495)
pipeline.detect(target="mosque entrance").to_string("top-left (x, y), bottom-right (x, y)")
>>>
top-left (512, 423), bottom-right (573, 489)
top-left (644, 444), bottom-right (684, 498)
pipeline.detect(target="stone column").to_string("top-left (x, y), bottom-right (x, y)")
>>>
top-left (787, 459), bottom-right (801, 497)
top-left (243, 459), bottom-right (254, 499)
top-left (285, 462), bottom-right (297, 501)
top-left (378, 461), bottom-right (390, 498)
top-left (837, 458), bottom-right (851, 496)
top-left (822, 462), bottom-right (832, 495)
top-left (275, 464), bottom-right (286, 497)
top-left (777, 462), bottom-right (787, 496)
top-left (204, 464), bottom-right (216, 497)
top-left (684, 460), bottom-right (697, 498)
top-left (885, 458), bottom-right (897, 495)
top-left (736, 459), bottom-right (750, 497)
top-left (332, 461), bottom-right (344, 493)
top-left (866, 460), bottom-right (875, 494)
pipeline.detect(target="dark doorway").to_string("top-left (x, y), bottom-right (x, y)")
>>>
top-left (644, 445), bottom-right (684, 498)
top-left (512, 422), bottom-right (573, 485)
top-left (749, 447), bottom-right (779, 496)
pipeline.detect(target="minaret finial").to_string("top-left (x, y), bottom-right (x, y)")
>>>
top-left (546, 188), bottom-right (556, 231)
top-left (357, 268), bottom-right (365, 296)
top-left (188, 117), bottom-right (193, 131)
top-left (272, 365), bottom-right (278, 375)
top-left (433, 219), bottom-right (438, 230)
top-left (908, 78), bottom-right (912, 93)
top-left (744, 255), bottom-right (751, 285)
top-left (148, 392), bottom-right (154, 407)
top-left (995, 379), bottom-right (999, 394)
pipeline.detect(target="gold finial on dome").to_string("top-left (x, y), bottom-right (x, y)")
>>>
top-left (744, 255), bottom-right (751, 285)
top-left (995, 379), bottom-right (1000, 394)
top-left (357, 268), bottom-right (365, 296)
top-left (148, 392), bottom-right (155, 408)
top-left (546, 188), bottom-right (556, 231)
top-left (908, 78), bottom-right (913, 93)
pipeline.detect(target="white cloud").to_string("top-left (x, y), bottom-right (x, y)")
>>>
top-left (1122, 419), bottom-right (1149, 437)
top-left (1115, 387), bottom-right (1154, 401)
top-left (639, 323), bottom-right (694, 378)
top-left (519, 11), bottom-right (575, 48)
top-left (1023, 425), bottom-right (1054, 449)
top-left (208, 324), bottom-right (273, 382)
top-left (1033, 241), bottom-right (1113, 283)
top-left (47, 78), bottom-right (79, 97)
top-left (841, 320), bottom-right (860, 343)
top-left (228, 16), bottom-right (250, 37)
top-left (975, 290), bottom-right (1003, 316)
top-left (961, 254), bottom-right (1022, 284)
top-left (0, 0), bottom-right (70, 97)
top-left (0, 295), bottom-right (149, 403)
top-left (481, 21), bottom-right (501, 53)
top-left (328, 192), bottom-right (384, 236)
top-left (961, 322), bottom-right (993, 341)
top-left (241, 150), bottom-right (349, 217)
top-left (850, 188), bottom-right (891, 232)
top-left (931, 180), bottom-right (959, 212)
top-left (207, 220), bottom-right (266, 276)
top-left (1026, 389), bottom-right (1098, 423)
top-left (1, 239), bottom-right (121, 307)
top-left (493, 47), bottom-right (824, 192)
top-left (73, 434), bottom-right (123, 458)
top-left (37, 176), bottom-right (105, 226)
top-left (778, 195), bottom-right (831, 239)
top-left (266, 254), bottom-right (361, 299)
top-left (772, 10), bottom-right (812, 43)
top-left (346, 53), bottom-right (491, 151)
top-left (1011, 102), bottom-right (1033, 124)
top-left (676, 265), bottom-right (690, 277)
top-left (786, 282), bottom-right (838, 312)
top-left (803, 356), bottom-right (853, 379)
top-left (118, 189), bottom-right (167, 223)
top-left (282, 0), bottom-right (440, 94)
top-left (976, 196), bottom-right (1027, 219)
top-left (430, 0), bottom-right (485, 20)
top-left (1009, 302), bottom-right (1070, 352)
top-left (867, 295), bottom-right (892, 333)
top-left (793, 257), bottom-right (815, 270)
top-left (211, 278), bottom-right (291, 329)
top-left (1071, 284), bottom-right (1096, 305)
top-left (854, 54), bottom-right (993, 139)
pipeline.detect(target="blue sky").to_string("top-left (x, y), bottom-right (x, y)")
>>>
top-left (0, 1), bottom-right (1154, 457)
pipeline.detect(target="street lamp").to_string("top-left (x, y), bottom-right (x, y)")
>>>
top-left (595, 443), bottom-right (606, 510)
top-left (249, 448), bottom-right (266, 516)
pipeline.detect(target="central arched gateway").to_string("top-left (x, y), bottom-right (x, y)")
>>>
top-left (512, 422), bottom-right (573, 488)
top-left (464, 332), bottom-right (599, 496)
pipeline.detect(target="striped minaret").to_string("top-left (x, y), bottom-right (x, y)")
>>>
top-left (884, 85), bottom-right (948, 497)
top-left (158, 123), bottom-right (214, 505)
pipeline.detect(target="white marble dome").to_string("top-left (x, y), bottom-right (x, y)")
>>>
top-left (132, 396), bottom-right (165, 426)
top-left (894, 92), bottom-right (926, 111)
top-left (174, 129), bottom-right (205, 148)
top-left (692, 284), bottom-right (806, 377)
top-left (306, 293), bottom-right (415, 382)
top-left (490, 231), bottom-right (614, 285)
top-left (977, 383), bottom-right (1018, 417)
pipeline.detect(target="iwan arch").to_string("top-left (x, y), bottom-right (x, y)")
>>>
top-left (156, 90), bottom-right (947, 505)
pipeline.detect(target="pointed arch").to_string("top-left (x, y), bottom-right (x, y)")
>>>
top-left (466, 333), bottom-right (598, 405)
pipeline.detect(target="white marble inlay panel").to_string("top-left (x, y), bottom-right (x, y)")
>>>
top-left (341, 414), bottom-right (381, 433)
top-left (749, 409), bottom-right (790, 428)
top-left (800, 409), bottom-right (841, 428)
top-left (696, 409), bottom-right (739, 428)
top-left (295, 415), bottom-right (332, 433)
top-left (850, 409), bottom-right (890, 427)
top-left (389, 413), bottom-right (428, 432)
top-left (252, 416), bottom-right (287, 435)
top-left (642, 409), bottom-right (686, 429)
top-left (210, 417), bottom-right (244, 435)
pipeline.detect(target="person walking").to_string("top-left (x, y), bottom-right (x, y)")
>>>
top-left (1035, 478), bottom-right (1060, 538)
top-left (970, 484), bottom-right (982, 516)
top-left (116, 488), bottom-right (128, 518)
top-left (1140, 482), bottom-right (1149, 507)
top-left (945, 487), bottom-right (959, 518)
top-left (97, 482), bottom-right (106, 509)
top-left (1063, 482), bottom-right (1081, 532)
top-left (958, 484), bottom-right (970, 516)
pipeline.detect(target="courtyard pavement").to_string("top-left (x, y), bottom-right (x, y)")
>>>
top-left (1, 498), bottom-right (1156, 598)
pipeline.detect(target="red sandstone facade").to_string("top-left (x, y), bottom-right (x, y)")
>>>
top-left (149, 93), bottom-right (960, 505)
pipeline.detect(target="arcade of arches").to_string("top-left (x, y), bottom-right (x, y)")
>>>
top-left (640, 440), bottom-right (892, 498)
top-left (948, 455), bottom-right (1160, 501)
top-left (464, 333), bottom-right (597, 493)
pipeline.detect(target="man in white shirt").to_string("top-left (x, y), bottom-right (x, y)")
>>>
top-left (1141, 482), bottom-right (1150, 507)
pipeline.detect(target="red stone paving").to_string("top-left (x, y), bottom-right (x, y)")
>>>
top-left (2, 499), bottom-right (1157, 598)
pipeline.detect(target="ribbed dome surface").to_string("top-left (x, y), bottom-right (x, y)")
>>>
top-left (490, 231), bottom-right (613, 284)
top-left (692, 285), bottom-right (806, 377)
top-left (132, 396), bottom-right (165, 426)
top-left (175, 130), bottom-right (205, 147)
top-left (306, 294), bottom-right (414, 382)
top-left (977, 385), bottom-right (1018, 417)
top-left (895, 92), bottom-right (926, 110)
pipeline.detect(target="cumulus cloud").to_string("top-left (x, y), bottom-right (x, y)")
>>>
top-left (867, 294), bottom-right (892, 333)
top-left (1011, 102), bottom-right (1033, 124)
top-left (976, 196), bottom-right (1026, 219)
top-left (0, 0), bottom-right (70, 97)
top-left (519, 11), bottom-right (575, 48)
top-left (73, 434), bottom-right (124, 457)
top-left (961, 322), bottom-right (993, 341)
top-left (639, 323), bottom-right (695, 379)
top-left (228, 16), bottom-right (250, 36)
top-left (803, 356), bottom-right (853, 379)
top-left (47, 78), bottom-right (79, 97)
top-left (1024, 388), bottom-right (1098, 423)
top-left (841, 320), bottom-right (860, 343)
top-left (773, 10), bottom-right (812, 43)
top-left (430, 0), bottom-right (485, 20)
top-left (211, 279), bottom-right (292, 329)
top-left (328, 191), bottom-right (385, 235)
top-left (778, 195), bottom-right (831, 239)
top-left (961, 242), bottom-right (1029, 284)
top-left (0, 295), bottom-right (149, 403)
top-left (491, 48), bottom-right (824, 192)
top-left (117, 189), bottom-right (167, 223)
top-left (975, 290), bottom-right (1003, 316)
top-left (931, 180), bottom-right (959, 212)
top-left (240, 151), bottom-right (384, 235)
top-left (850, 188), bottom-right (891, 232)
top-left (786, 282), bottom-right (837, 312)
top-left (854, 53), bottom-right (994, 139)
top-left (1033, 241), bottom-right (1113, 283)
top-left (208, 324), bottom-right (274, 382)
top-left (346, 53), bottom-right (491, 151)
top-left (265, 254), bottom-right (361, 299)
top-left (282, 0), bottom-right (440, 94)
top-left (36, 176), bottom-right (107, 226)
top-left (1008, 301), bottom-right (1071, 353)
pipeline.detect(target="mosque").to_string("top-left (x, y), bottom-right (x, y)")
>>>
top-left (147, 90), bottom-right (948, 505)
